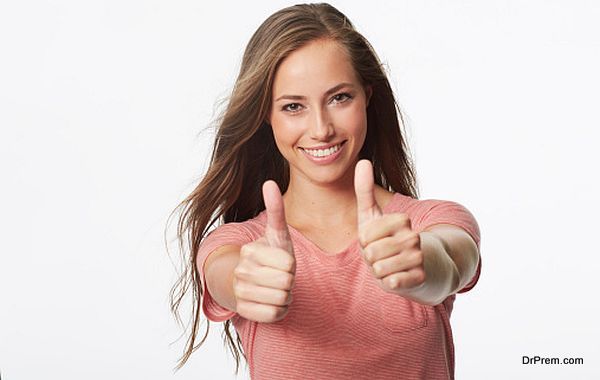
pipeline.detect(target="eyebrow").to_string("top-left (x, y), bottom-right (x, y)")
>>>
top-left (274, 82), bottom-right (355, 102)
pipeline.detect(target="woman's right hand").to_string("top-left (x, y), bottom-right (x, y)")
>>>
top-left (232, 180), bottom-right (296, 323)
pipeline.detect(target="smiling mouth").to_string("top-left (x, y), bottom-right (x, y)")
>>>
top-left (300, 141), bottom-right (346, 157)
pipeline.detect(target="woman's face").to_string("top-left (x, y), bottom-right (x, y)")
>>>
top-left (268, 38), bottom-right (372, 187)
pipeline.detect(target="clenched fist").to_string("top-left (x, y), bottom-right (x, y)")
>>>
top-left (354, 159), bottom-right (426, 295)
top-left (232, 180), bottom-right (296, 323)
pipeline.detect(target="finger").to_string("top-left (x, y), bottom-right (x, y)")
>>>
top-left (262, 180), bottom-right (293, 252)
top-left (381, 267), bottom-right (426, 291)
top-left (235, 300), bottom-right (289, 323)
top-left (263, 180), bottom-right (287, 232)
top-left (234, 264), bottom-right (295, 290)
top-left (234, 282), bottom-right (292, 306)
top-left (361, 231), bottom-right (417, 264)
top-left (358, 213), bottom-right (413, 247)
top-left (354, 159), bottom-right (382, 227)
top-left (371, 250), bottom-right (424, 279)
top-left (241, 243), bottom-right (295, 273)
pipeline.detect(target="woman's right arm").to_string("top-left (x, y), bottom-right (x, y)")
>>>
top-left (203, 244), bottom-right (241, 313)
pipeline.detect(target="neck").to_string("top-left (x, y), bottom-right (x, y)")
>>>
top-left (282, 166), bottom-right (385, 231)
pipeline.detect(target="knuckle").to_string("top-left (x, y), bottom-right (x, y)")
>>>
top-left (240, 244), bottom-right (253, 259)
top-left (414, 269), bottom-right (426, 284)
top-left (233, 285), bottom-right (246, 300)
top-left (233, 265), bottom-right (246, 279)
top-left (372, 262), bottom-right (383, 277)
top-left (278, 290), bottom-right (291, 306)
top-left (390, 213), bottom-right (403, 225)
top-left (269, 305), bottom-right (287, 322)
top-left (283, 256), bottom-right (295, 273)
top-left (397, 232), bottom-right (419, 248)
top-left (281, 273), bottom-right (295, 290)
top-left (364, 248), bottom-right (375, 263)
top-left (410, 232), bottom-right (421, 247)
top-left (413, 250), bottom-right (424, 266)
top-left (235, 300), bottom-right (247, 315)
top-left (393, 234), bottom-right (405, 246)
top-left (275, 306), bottom-right (289, 321)
top-left (237, 300), bottom-right (255, 319)
top-left (393, 213), bottom-right (410, 227)
top-left (266, 307), bottom-right (278, 321)
top-left (358, 231), bottom-right (368, 247)
top-left (384, 276), bottom-right (399, 290)
top-left (408, 232), bottom-right (420, 244)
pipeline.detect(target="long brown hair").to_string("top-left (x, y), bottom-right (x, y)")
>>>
top-left (168, 2), bottom-right (419, 373)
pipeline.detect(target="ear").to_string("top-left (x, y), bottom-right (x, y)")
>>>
top-left (365, 85), bottom-right (373, 107)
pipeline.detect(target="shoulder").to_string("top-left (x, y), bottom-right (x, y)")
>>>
top-left (197, 213), bottom-right (267, 258)
top-left (389, 192), bottom-right (474, 216)
top-left (408, 197), bottom-right (480, 247)
top-left (207, 213), bottom-right (266, 241)
top-left (382, 192), bottom-right (480, 245)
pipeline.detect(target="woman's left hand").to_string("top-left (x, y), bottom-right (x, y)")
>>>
top-left (354, 159), bottom-right (426, 296)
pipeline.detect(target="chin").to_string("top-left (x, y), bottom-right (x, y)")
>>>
top-left (304, 166), bottom-right (355, 186)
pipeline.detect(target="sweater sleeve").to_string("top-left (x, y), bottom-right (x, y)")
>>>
top-left (412, 199), bottom-right (482, 294)
top-left (197, 222), bottom-right (254, 322)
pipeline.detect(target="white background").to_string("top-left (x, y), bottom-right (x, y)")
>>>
top-left (1, 1), bottom-right (599, 379)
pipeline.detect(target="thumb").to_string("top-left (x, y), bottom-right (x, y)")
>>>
top-left (354, 159), bottom-right (382, 226)
top-left (262, 180), bottom-right (294, 253)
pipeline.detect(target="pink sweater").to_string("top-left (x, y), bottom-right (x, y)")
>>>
top-left (198, 192), bottom-right (481, 379)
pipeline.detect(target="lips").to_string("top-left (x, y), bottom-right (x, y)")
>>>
top-left (298, 140), bottom-right (346, 165)
top-left (300, 141), bottom-right (346, 157)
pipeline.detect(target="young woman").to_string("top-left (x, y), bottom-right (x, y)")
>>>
top-left (170, 3), bottom-right (481, 379)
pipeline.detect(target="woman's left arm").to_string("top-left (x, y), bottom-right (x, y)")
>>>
top-left (404, 224), bottom-right (480, 305)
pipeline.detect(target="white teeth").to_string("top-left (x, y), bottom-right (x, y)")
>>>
top-left (303, 143), bottom-right (341, 157)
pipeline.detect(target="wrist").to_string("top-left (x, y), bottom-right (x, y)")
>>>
top-left (398, 231), bottom-right (459, 305)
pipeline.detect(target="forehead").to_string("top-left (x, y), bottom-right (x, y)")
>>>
top-left (272, 39), bottom-right (360, 96)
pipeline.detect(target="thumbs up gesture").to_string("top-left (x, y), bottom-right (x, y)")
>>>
top-left (232, 180), bottom-right (296, 323)
top-left (354, 160), bottom-right (426, 295)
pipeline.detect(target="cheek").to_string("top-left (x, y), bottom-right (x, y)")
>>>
top-left (339, 106), bottom-right (368, 140)
top-left (270, 118), bottom-right (303, 152)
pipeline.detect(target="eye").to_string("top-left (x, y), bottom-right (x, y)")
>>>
top-left (331, 92), bottom-right (353, 103)
top-left (282, 103), bottom-right (303, 114)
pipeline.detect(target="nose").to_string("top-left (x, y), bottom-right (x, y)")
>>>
top-left (310, 107), bottom-right (335, 141)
